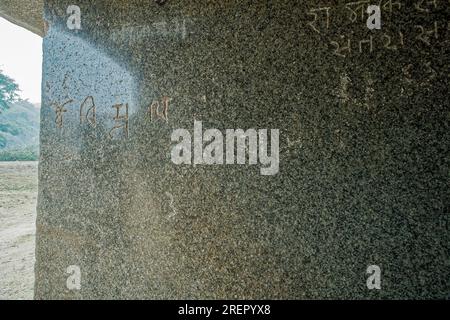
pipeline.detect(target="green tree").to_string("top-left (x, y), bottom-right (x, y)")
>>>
top-left (0, 70), bottom-right (20, 112)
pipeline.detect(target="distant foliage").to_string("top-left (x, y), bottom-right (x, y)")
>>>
top-left (0, 123), bottom-right (21, 136)
top-left (0, 147), bottom-right (38, 161)
top-left (0, 100), bottom-right (40, 159)
top-left (0, 70), bottom-right (20, 111)
top-left (0, 135), bottom-right (5, 148)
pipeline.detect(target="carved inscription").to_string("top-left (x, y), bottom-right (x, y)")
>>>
top-left (50, 95), bottom-right (171, 139)
top-left (306, 1), bottom-right (448, 58)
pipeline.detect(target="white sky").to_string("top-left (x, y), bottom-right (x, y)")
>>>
top-left (0, 17), bottom-right (42, 104)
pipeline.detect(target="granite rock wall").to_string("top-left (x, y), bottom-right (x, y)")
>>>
top-left (34, 0), bottom-right (449, 299)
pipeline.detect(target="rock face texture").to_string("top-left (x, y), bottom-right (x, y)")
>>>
top-left (34, 0), bottom-right (449, 299)
top-left (0, 0), bottom-right (44, 36)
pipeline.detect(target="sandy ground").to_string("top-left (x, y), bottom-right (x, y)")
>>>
top-left (0, 161), bottom-right (38, 300)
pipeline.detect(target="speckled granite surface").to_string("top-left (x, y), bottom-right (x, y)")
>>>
top-left (0, 0), bottom-right (44, 36)
top-left (34, 0), bottom-right (449, 299)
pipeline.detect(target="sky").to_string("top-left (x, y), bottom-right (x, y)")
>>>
top-left (0, 17), bottom-right (42, 104)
